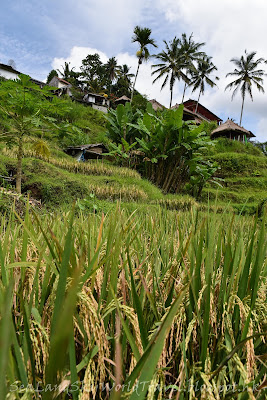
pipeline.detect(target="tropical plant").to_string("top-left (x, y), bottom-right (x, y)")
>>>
top-left (179, 32), bottom-right (206, 102)
top-left (131, 26), bottom-right (157, 101)
top-left (225, 50), bottom-right (266, 125)
top-left (190, 55), bottom-right (219, 113)
top-left (0, 75), bottom-right (55, 193)
top-left (105, 57), bottom-right (120, 93)
top-left (105, 102), bottom-right (141, 145)
top-left (152, 37), bottom-right (189, 108)
top-left (106, 102), bottom-right (217, 195)
top-left (57, 61), bottom-right (75, 80)
top-left (119, 64), bottom-right (134, 85)
top-left (88, 78), bottom-right (106, 94)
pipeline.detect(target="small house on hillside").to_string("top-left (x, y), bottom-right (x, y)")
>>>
top-left (0, 63), bottom-right (20, 80)
top-left (114, 95), bottom-right (130, 106)
top-left (64, 143), bottom-right (109, 161)
top-left (149, 99), bottom-right (165, 111)
top-left (82, 93), bottom-right (110, 113)
top-left (211, 119), bottom-right (255, 141)
top-left (183, 99), bottom-right (222, 124)
top-left (48, 76), bottom-right (72, 96)
top-left (0, 63), bottom-right (45, 87)
top-left (172, 99), bottom-right (222, 125)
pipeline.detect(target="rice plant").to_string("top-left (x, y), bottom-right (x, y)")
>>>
top-left (0, 204), bottom-right (266, 399)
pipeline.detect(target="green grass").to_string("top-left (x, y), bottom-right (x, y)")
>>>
top-left (201, 139), bottom-right (267, 213)
top-left (0, 152), bottom-right (197, 213)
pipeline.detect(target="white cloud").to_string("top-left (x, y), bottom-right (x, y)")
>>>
top-left (255, 118), bottom-right (267, 142)
top-left (52, 47), bottom-right (109, 72)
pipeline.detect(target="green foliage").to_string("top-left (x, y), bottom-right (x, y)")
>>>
top-left (106, 103), bottom-right (218, 196)
top-left (46, 69), bottom-right (58, 83)
top-left (0, 74), bottom-right (56, 193)
top-left (131, 93), bottom-right (149, 112)
top-left (210, 152), bottom-right (267, 175)
top-left (105, 102), bottom-right (142, 144)
top-left (208, 137), bottom-right (264, 156)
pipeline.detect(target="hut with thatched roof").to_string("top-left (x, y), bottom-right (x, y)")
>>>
top-left (114, 95), bottom-right (131, 106)
top-left (211, 119), bottom-right (255, 141)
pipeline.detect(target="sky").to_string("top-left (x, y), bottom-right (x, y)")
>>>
top-left (1, 0), bottom-right (267, 141)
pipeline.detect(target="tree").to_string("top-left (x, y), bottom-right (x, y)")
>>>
top-left (57, 62), bottom-right (75, 80)
top-left (119, 64), bottom-right (134, 85)
top-left (152, 37), bottom-right (189, 108)
top-left (189, 55), bottom-right (219, 113)
top-left (80, 54), bottom-right (106, 90)
top-left (225, 50), bottom-right (265, 125)
top-left (88, 78), bottom-right (106, 94)
top-left (105, 57), bottom-right (120, 93)
top-left (46, 69), bottom-right (58, 84)
top-left (179, 33), bottom-right (206, 102)
top-left (131, 26), bottom-right (157, 102)
top-left (0, 75), bottom-right (55, 193)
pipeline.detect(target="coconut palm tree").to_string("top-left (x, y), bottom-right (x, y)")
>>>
top-left (179, 33), bottom-right (206, 102)
top-left (189, 55), bottom-right (219, 113)
top-left (131, 26), bottom-right (157, 102)
top-left (105, 57), bottom-right (120, 93)
top-left (151, 37), bottom-right (189, 108)
top-left (225, 50), bottom-right (265, 125)
top-left (119, 64), bottom-right (135, 85)
top-left (57, 62), bottom-right (75, 80)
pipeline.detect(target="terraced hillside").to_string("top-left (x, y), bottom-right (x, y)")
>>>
top-left (0, 147), bottom-right (196, 214)
top-left (201, 138), bottom-right (267, 214)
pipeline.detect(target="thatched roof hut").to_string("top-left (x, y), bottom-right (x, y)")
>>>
top-left (211, 119), bottom-right (255, 141)
top-left (115, 95), bottom-right (131, 105)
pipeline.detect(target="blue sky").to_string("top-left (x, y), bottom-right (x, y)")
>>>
top-left (1, 0), bottom-right (267, 141)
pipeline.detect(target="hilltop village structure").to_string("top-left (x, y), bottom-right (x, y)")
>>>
top-left (0, 62), bottom-right (254, 141)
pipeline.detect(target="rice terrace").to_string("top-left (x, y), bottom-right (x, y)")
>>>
top-left (0, 1), bottom-right (267, 399)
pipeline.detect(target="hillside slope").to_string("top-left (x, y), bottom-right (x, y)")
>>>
top-left (201, 138), bottom-right (267, 214)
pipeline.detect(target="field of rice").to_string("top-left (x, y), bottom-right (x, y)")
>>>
top-left (0, 205), bottom-right (266, 399)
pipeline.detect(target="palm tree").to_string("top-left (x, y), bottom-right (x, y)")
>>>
top-left (119, 64), bottom-right (134, 85)
top-left (189, 55), bottom-right (219, 113)
top-left (88, 78), bottom-right (106, 94)
top-left (131, 26), bottom-right (157, 102)
top-left (151, 37), bottom-right (189, 108)
top-left (225, 50), bottom-right (265, 125)
top-left (179, 33), bottom-right (206, 102)
top-left (57, 62), bottom-right (75, 80)
top-left (105, 57), bottom-right (120, 93)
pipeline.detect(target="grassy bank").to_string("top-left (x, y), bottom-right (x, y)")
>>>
top-left (202, 138), bottom-right (267, 214)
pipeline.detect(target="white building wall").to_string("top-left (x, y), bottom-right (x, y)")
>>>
top-left (0, 68), bottom-right (19, 80)
top-left (92, 104), bottom-right (108, 113)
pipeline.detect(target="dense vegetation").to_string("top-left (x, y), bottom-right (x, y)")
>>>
top-left (0, 72), bottom-right (266, 400)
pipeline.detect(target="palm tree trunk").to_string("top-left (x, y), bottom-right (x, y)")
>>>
top-left (131, 61), bottom-right (141, 102)
top-left (16, 135), bottom-right (23, 194)
top-left (240, 96), bottom-right (245, 125)
top-left (169, 86), bottom-right (173, 108)
top-left (195, 89), bottom-right (201, 113)
top-left (182, 82), bottom-right (187, 103)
